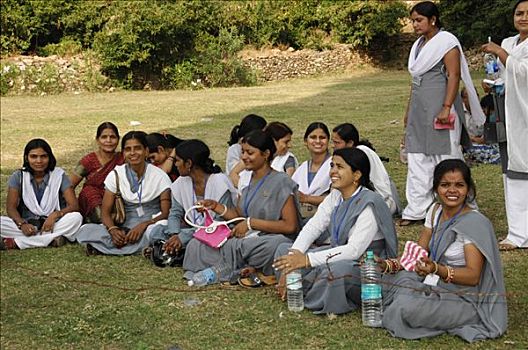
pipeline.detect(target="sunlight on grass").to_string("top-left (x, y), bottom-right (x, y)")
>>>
top-left (1, 70), bottom-right (527, 349)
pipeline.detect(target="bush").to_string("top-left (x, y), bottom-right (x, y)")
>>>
top-left (438, 0), bottom-right (519, 47)
top-left (38, 38), bottom-right (82, 57)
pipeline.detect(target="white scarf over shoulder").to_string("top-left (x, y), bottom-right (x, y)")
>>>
top-left (501, 35), bottom-right (528, 173)
top-left (22, 168), bottom-right (64, 216)
top-left (292, 157), bottom-right (331, 195)
top-left (271, 151), bottom-right (298, 172)
top-left (409, 31), bottom-right (485, 124)
top-left (171, 173), bottom-right (237, 215)
top-left (105, 164), bottom-right (171, 203)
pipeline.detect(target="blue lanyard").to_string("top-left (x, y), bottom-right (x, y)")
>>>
top-left (131, 174), bottom-right (144, 206)
top-left (430, 205), bottom-right (464, 261)
top-left (192, 176), bottom-right (208, 224)
top-left (331, 187), bottom-right (363, 244)
top-left (307, 153), bottom-right (330, 186)
top-left (243, 170), bottom-right (272, 217)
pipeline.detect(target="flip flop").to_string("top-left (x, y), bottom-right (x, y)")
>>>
top-left (238, 272), bottom-right (277, 288)
top-left (499, 239), bottom-right (518, 251)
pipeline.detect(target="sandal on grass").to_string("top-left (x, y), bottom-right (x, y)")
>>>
top-left (499, 239), bottom-right (518, 251)
top-left (397, 219), bottom-right (424, 227)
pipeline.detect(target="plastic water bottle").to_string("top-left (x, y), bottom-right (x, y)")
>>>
top-left (286, 270), bottom-right (304, 312)
top-left (187, 263), bottom-right (232, 287)
top-left (484, 37), bottom-right (499, 81)
top-left (361, 250), bottom-right (383, 327)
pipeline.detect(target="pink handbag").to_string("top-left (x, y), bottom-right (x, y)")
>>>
top-left (184, 205), bottom-right (244, 249)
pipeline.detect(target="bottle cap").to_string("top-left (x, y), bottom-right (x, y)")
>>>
top-left (366, 250), bottom-right (374, 259)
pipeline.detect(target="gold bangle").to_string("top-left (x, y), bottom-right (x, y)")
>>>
top-left (305, 254), bottom-right (310, 268)
top-left (383, 260), bottom-right (391, 274)
top-left (432, 261), bottom-right (439, 274)
top-left (219, 204), bottom-right (228, 216)
top-left (107, 226), bottom-right (119, 232)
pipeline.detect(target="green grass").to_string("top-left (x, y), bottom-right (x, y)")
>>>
top-left (1, 70), bottom-right (527, 349)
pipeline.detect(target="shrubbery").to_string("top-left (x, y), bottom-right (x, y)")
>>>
top-left (438, 0), bottom-right (519, 47)
top-left (1, 0), bottom-right (409, 90)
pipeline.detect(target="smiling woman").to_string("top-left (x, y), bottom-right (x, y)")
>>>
top-left (70, 122), bottom-right (124, 223)
top-left (76, 131), bottom-right (172, 256)
top-left (1, 139), bottom-right (83, 249)
top-left (273, 147), bottom-right (398, 315)
top-left (381, 159), bottom-right (507, 342)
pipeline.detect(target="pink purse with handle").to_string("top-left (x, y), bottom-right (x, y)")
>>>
top-left (184, 205), bottom-right (244, 249)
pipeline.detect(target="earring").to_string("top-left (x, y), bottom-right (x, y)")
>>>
top-left (432, 21), bottom-right (435, 26)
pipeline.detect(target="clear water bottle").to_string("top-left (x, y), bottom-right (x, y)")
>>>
top-left (361, 250), bottom-right (383, 327)
top-left (187, 263), bottom-right (232, 287)
top-left (286, 270), bottom-right (304, 312)
top-left (484, 37), bottom-right (499, 81)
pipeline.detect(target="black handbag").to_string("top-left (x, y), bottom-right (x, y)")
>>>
top-left (484, 90), bottom-right (506, 144)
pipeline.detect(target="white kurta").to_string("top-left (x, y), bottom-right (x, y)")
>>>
top-left (500, 35), bottom-right (528, 247)
top-left (291, 189), bottom-right (382, 266)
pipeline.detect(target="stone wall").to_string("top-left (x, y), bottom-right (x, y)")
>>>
top-left (1, 54), bottom-right (109, 95)
top-left (241, 44), bottom-right (373, 81)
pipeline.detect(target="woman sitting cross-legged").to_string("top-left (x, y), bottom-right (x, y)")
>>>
top-left (332, 122), bottom-right (401, 216)
top-left (292, 122), bottom-right (332, 224)
top-left (70, 122), bottom-right (124, 223)
top-left (76, 131), bottom-right (172, 255)
top-left (146, 139), bottom-right (237, 259)
top-left (273, 148), bottom-right (398, 315)
top-left (183, 130), bottom-right (301, 280)
top-left (381, 159), bottom-right (507, 342)
top-left (1, 138), bottom-right (83, 249)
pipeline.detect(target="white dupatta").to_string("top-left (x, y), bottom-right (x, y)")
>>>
top-left (22, 168), bottom-right (64, 216)
top-left (171, 173), bottom-right (237, 225)
top-left (409, 31), bottom-right (485, 124)
top-left (105, 164), bottom-right (171, 203)
top-left (271, 151), bottom-right (298, 172)
top-left (292, 158), bottom-right (331, 195)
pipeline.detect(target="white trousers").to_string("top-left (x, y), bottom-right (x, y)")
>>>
top-left (503, 175), bottom-right (528, 247)
top-left (0, 212), bottom-right (83, 249)
top-left (403, 116), bottom-right (464, 220)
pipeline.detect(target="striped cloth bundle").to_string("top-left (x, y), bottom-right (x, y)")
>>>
top-left (399, 240), bottom-right (428, 271)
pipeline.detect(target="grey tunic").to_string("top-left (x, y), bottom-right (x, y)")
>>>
top-left (183, 171), bottom-right (301, 278)
top-left (275, 189), bottom-right (398, 315)
top-left (406, 61), bottom-right (471, 155)
top-left (382, 211), bottom-right (507, 342)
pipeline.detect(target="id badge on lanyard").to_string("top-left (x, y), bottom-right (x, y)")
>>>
top-left (136, 180), bottom-right (144, 217)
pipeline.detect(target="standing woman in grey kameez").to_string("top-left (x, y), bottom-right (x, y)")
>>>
top-left (382, 159), bottom-right (507, 342)
top-left (273, 148), bottom-right (398, 315)
top-left (400, 1), bottom-right (483, 226)
top-left (77, 131), bottom-right (172, 255)
top-left (183, 130), bottom-right (300, 278)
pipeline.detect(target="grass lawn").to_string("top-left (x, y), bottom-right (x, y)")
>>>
top-left (1, 69), bottom-right (526, 349)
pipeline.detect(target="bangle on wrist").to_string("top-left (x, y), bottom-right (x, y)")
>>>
top-left (432, 261), bottom-right (439, 274)
top-left (442, 103), bottom-right (451, 109)
top-left (16, 220), bottom-right (26, 229)
top-left (246, 217), bottom-right (253, 231)
top-left (305, 254), bottom-right (310, 268)
top-left (219, 204), bottom-right (228, 216)
top-left (107, 226), bottom-right (118, 233)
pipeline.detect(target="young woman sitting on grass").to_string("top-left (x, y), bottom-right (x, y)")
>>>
top-left (184, 130), bottom-right (301, 281)
top-left (70, 122), bottom-right (124, 223)
top-left (1, 138), bottom-right (83, 249)
top-left (146, 139), bottom-right (236, 260)
top-left (333, 122), bottom-right (401, 216)
top-left (146, 132), bottom-right (183, 181)
top-left (226, 114), bottom-right (267, 187)
top-left (273, 147), bottom-right (398, 314)
top-left (76, 131), bottom-right (172, 255)
top-left (292, 122), bottom-right (332, 223)
top-left (381, 159), bottom-right (507, 342)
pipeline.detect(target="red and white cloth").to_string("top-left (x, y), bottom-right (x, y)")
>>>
top-left (399, 241), bottom-right (428, 271)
